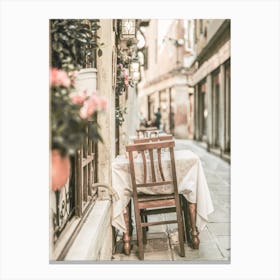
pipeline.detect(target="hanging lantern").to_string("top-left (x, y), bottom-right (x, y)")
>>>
top-left (121, 19), bottom-right (136, 40)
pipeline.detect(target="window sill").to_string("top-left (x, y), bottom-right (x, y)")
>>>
top-left (51, 199), bottom-right (112, 262)
top-left (52, 216), bottom-right (80, 261)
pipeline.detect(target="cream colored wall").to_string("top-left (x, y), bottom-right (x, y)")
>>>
top-left (138, 19), bottom-right (193, 138)
top-left (97, 19), bottom-right (116, 183)
top-left (194, 19), bottom-right (206, 55)
top-left (192, 40), bottom-right (230, 84)
top-left (140, 19), bottom-right (185, 86)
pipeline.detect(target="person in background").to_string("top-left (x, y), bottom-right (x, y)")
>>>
top-left (154, 107), bottom-right (161, 130)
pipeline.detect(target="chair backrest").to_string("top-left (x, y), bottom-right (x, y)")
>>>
top-left (125, 140), bottom-right (179, 195)
top-left (133, 134), bottom-right (173, 144)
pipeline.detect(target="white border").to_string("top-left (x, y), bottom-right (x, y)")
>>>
top-left (0, 1), bottom-right (279, 279)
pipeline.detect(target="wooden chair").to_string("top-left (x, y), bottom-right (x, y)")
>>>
top-left (133, 134), bottom-right (192, 246)
top-left (136, 127), bottom-right (158, 139)
top-left (126, 140), bottom-right (185, 260)
top-left (133, 135), bottom-right (174, 232)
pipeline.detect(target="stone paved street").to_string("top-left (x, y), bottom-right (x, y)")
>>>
top-left (112, 139), bottom-right (231, 262)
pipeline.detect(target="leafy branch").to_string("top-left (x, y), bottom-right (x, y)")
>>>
top-left (50, 19), bottom-right (103, 71)
top-left (115, 107), bottom-right (127, 127)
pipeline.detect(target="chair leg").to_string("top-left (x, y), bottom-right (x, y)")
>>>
top-left (140, 210), bottom-right (147, 244)
top-left (134, 207), bottom-right (144, 260)
top-left (128, 201), bottom-right (133, 237)
top-left (175, 196), bottom-right (185, 257)
top-left (177, 216), bottom-right (185, 257)
top-left (123, 206), bottom-right (131, 255)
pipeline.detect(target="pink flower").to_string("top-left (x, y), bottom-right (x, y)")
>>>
top-left (89, 94), bottom-right (107, 111)
top-left (50, 68), bottom-right (71, 88)
top-left (71, 95), bottom-right (85, 105)
top-left (79, 105), bottom-right (88, 119)
top-left (124, 75), bottom-right (129, 86)
top-left (70, 90), bottom-right (87, 105)
top-left (89, 96), bottom-right (99, 114)
top-left (79, 96), bottom-right (97, 119)
top-left (69, 70), bottom-right (78, 79)
top-left (79, 93), bottom-right (107, 119)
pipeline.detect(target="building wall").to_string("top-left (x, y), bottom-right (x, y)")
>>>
top-left (141, 20), bottom-right (181, 82)
top-left (50, 19), bottom-right (117, 261)
top-left (193, 19), bottom-right (231, 159)
top-left (138, 19), bottom-right (194, 138)
top-left (97, 19), bottom-right (116, 183)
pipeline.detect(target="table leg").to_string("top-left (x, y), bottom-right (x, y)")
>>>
top-left (181, 195), bottom-right (191, 244)
top-left (188, 202), bottom-right (200, 249)
top-left (123, 205), bottom-right (131, 255)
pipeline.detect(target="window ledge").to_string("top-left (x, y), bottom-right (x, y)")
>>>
top-left (64, 200), bottom-right (112, 261)
top-left (52, 216), bottom-right (80, 261)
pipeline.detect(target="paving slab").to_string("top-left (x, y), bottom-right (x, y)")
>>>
top-left (207, 222), bottom-right (230, 236)
top-left (172, 242), bottom-right (224, 261)
top-left (114, 236), bottom-right (173, 261)
top-left (216, 236), bottom-right (231, 258)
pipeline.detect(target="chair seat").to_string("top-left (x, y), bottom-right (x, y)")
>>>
top-left (137, 194), bottom-right (176, 209)
top-left (137, 193), bottom-right (175, 202)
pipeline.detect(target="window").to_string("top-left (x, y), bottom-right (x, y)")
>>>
top-left (52, 121), bottom-right (98, 247)
top-left (198, 81), bottom-right (207, 140)
top-left (225, 61), bottom-right (231, 152)
top-left (212, 70), bottom-right (221, 147)
top-left (75, 121), bottom-right (98, 216)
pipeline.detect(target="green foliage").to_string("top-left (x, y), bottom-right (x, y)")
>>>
top-left (51, 85), bottom-right (86, 154)
top-left (50, 19), bottom-right (105, 155)
top-left (115, 50), bottom-right (134, 96)
top-left (115, 107), bottom-right (127, 127)
top-left (50, 19), bottom-right (102, 71)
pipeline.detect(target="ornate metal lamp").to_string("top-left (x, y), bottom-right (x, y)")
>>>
top-left (120, 19), bottom-right (136, 40)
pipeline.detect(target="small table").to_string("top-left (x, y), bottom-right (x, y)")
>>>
top-left (111, 149), bottom-right (214, 254)
top-left (136, 127), bottom-right (160, 138)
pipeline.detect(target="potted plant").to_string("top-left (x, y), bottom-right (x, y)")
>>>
top-left (50, 67), bottom-right (106, 191)
top-left (50, 19), bottom-right (106, 191)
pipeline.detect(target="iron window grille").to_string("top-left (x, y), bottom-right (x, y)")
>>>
top-left (52, 121), bottom-right (98, 244)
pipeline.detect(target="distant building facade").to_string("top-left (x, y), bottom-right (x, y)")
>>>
top-left (138, 19), bottom-right (195, 139)
top-left (138, 19), bottom-right (231, 159)
top-left (192, 19), bottom-right (231, 160)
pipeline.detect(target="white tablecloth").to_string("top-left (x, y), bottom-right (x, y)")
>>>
top-left (111, 149), bottom-right (214, 233)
